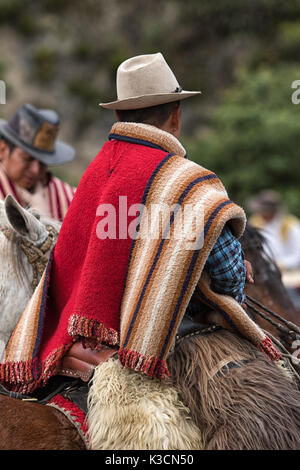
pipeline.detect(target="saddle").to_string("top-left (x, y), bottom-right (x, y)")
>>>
top-left (0, 315), bottom-right (221, 448)
top-left (59, 342), bottom-right (119, 382)
top-left (58, 314), bottom-right (221, 383)
top-left (0, 314), bottom-right (221, 445)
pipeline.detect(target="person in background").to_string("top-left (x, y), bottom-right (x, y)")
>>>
top-left (248, 189), bottom-right (300, 270)
top-left (0, 104), bottom-right (76, 221)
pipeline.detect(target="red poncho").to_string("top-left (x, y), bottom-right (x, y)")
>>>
top-left (0, 122), bottom-right (280, 394)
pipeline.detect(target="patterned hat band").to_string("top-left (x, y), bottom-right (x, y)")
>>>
top-left (7, 104), bottom-right (60, 153)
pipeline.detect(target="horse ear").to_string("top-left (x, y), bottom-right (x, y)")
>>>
top-left (4, 194), bottom-right (47, 243)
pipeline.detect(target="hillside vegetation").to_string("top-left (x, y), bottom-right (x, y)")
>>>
top-left (0, 0), bottom-right (300, 214)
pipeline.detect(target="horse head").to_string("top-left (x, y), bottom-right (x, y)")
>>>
top-left (240, 223), bottom-right (299, 347)
top-left (0, 195), bottom-right (61, 355)
top-left (4, 194), bottom-right (55, 243)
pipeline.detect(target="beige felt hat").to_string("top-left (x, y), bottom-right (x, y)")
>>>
top-left (100, 52), bottom-right (201, 110)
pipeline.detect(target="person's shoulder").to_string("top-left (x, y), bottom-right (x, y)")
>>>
top-left (168, 155), bottom-right (219, 178)
top-left (281, 213), bottom-right (300, 232)
top-left (47, 174), bottom-right (76, 194)
top-left (248, 214), bottom-right (265, 228)
top-left (283, 214), bottom-right (300, 225)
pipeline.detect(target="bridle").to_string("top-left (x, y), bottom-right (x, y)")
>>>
top-left (0, 224), bottom-right (57, 291)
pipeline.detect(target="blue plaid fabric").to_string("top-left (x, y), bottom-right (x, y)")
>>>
top-left (205, 224), bottom-right (246, 304)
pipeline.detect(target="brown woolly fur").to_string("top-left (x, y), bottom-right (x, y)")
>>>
top-left (167, 329), bottom-right (300, 450)
top-left (87, 358), bottom-right (203, 450)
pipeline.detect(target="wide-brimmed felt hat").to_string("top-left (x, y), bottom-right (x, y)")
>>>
top-left (100, 52), bottom-right (201, 110)
top-left (0, 104), bottom-right (75, 166)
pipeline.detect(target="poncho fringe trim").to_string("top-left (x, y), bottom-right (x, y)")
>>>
top-left (0, 316), bottom-right (120, 394)
top-left (118, 347), bottom-right (171, 379)
top-left (0, 344), bottom-right (71, 394)
top-left (68, 314), bottom-right (120, 349)
top-left (257, 336), bottom-right (282, 362)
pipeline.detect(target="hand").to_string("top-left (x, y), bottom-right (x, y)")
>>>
top-left (242, 259), bottom-right (254, 310)
top-left (245, 259), bottom-right (254, 284)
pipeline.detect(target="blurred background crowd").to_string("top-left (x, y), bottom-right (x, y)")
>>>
top-left (0, 0), bottom-right (300, 307)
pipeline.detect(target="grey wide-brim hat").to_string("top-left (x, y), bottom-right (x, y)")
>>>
top-left (100, 52), bottom-right (201, 110)
top-left (0, 104), bottom-right (75, 166)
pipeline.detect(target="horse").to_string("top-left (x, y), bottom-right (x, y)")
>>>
top-left (0, 195), bottom-right (85, 450)
top-left (0, 198), bottom-right (299, 450)
top-left (241, 224), bottom-right (300, 351)
top-left (0, 195), bottom-right (60, 356)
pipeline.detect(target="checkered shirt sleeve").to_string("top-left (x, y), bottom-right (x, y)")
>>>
top-left (204, 224), bottom-right (246, 304)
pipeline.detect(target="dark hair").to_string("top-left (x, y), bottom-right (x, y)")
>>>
top-left (118, 101), bottom-right (180, 128)
top-left (0, 136), bottom-right (16, 154)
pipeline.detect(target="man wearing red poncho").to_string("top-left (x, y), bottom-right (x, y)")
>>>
top-left (1, 54), bottom-right (279, 428)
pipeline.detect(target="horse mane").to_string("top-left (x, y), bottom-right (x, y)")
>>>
top-left (240, 222), bottom-right (281, 283)
top-left (240, 222), bottom-right (300, 339)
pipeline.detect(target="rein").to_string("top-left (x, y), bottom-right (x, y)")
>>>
top-left (245, 294), bottom-right (300, 383)
top-left (245, 295), bottom-right (300, 339)
top-left (0, 224), bottom-right (57, 291)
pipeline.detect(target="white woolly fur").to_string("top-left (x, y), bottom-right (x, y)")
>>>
top-left (87, 358), bottom-right (203, 450)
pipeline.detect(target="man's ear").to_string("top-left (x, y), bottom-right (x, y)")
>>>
top-left (116, 110), bottom-right (121, 121)
top-left (170, 103), bottom-right (181, 137)
top-left (0, 139), bottom-right (10, 162)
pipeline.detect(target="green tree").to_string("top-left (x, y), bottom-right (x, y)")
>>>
top-left (186, 64), bottom-right (300, 216)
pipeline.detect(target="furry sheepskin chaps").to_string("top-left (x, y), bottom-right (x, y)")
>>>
top-left (87, 329), bottom-right (300, 450)
top-left (87, 358), bottom-right (203, 450)
top-left (167, 329), bottom-right (300, 450)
